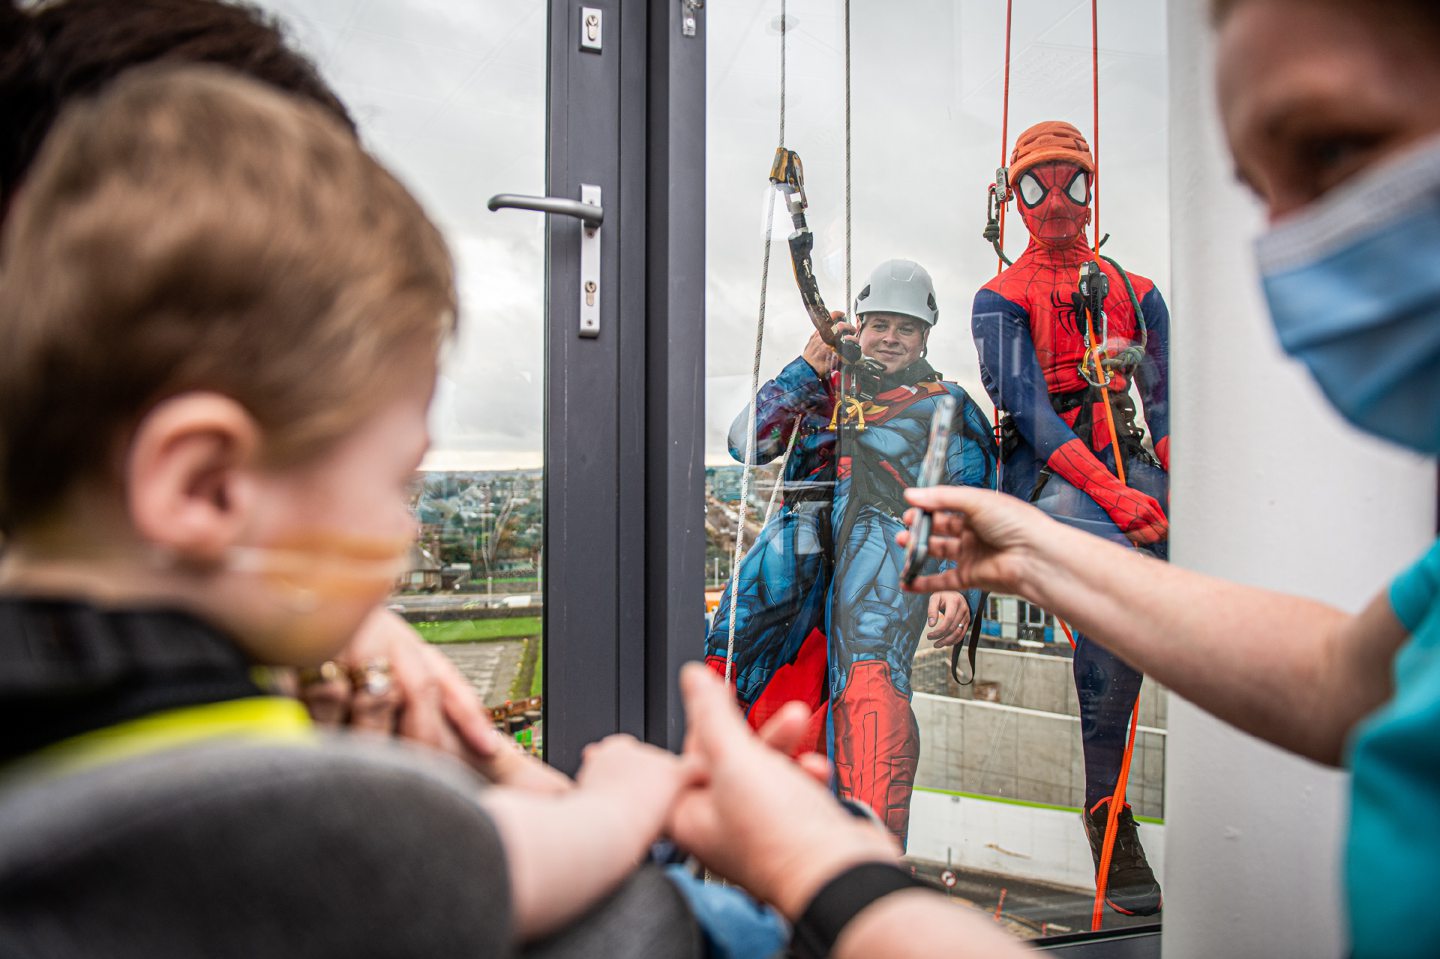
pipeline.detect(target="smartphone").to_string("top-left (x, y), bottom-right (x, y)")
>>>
top-left (901, 394), bottom-right (955, 585)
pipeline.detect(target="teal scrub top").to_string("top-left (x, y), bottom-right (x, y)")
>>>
top-left (1347, 538), bottom-right (1440, 958)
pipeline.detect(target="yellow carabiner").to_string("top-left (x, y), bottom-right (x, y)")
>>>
top-left (827, 396), bottom-right (869, 432)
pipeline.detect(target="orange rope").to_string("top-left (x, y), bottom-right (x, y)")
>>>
top-left (991, 0), bottom-right (1016, 464)
top-left (996, 0), bottom-right (1014, 276)
top-left (1079, 0), bottom-right (1125, 487)
top-left (1090, 0), bottom-right (1101, 252)
top-left (1083, 3), bottom-right (1143, 930)
top-left (1098, 387), bottom-right (1126, 483)
top-left (994, 12), bottom-right (1145, 928)
top-left (1083, 319), bottom-right (1128, 485)
top-left (1092, 702), bottom-right (1140, 930)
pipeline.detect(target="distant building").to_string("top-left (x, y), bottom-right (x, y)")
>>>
top-left (705, 465), bottom-right (743, 502)
top-left (401, 543), bottom-right (443, 592)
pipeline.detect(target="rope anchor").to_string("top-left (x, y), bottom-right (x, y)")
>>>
top-left (984, 167), bottom-right (1015, 267)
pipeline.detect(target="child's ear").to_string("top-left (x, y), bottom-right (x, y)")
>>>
top-left (126, 393), bottom-right (261, 564)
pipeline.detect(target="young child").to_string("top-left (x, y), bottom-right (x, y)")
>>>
top-left (0, 65), bottom-right (700, 956)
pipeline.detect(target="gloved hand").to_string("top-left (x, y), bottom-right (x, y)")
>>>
top-left (1047, 437), bottom-right (1168, 545)
top-left (1154, 435), bottom-right (1170, 472)
top-left (1101, 346), bottom-right (1146, 374)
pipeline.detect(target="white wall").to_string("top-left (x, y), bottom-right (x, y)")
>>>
top-left (908, 789), bottom-right (1165, 892)
top-left (1164, 3), bottom-right (1438, 957)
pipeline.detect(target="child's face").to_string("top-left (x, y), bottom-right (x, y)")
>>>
top-left (233, 364), bottom-right (434, 665)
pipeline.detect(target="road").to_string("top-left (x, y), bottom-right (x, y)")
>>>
top-left (391, 593), bottom-right (542, 615)
top-left (906, 857), bottom-right (1159, 940)
top-left (432, 639), bottom-right (529, 708)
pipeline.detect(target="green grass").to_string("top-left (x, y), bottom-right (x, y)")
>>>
top-left (414, 616), bottom-right (542, 644)
top-left (530, 642), bottom-right (543, 698)
top-left (510, 638), bottom-right (538, 700)
top-left (913, 785), bottom-right (1165, 826)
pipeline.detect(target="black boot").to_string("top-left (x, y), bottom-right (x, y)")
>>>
top-left (1084, 797), bottom-right (1162, 916)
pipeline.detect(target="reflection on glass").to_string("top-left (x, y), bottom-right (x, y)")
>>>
top-left (707, 0), bottom-right (1170, 940)
top-left (705, 261), bottom-right (995, 851)
top-left (261, 0), bottom-right (547, 755)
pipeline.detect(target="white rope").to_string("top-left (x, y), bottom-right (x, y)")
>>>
top-left (779, 0), bottom-right (786, 143)
top-left (843, 0), bottom-right (853, 317)
top-left (725, 0), bottom-right (788, 685)
top-left (724, 201), bottom-right (773, 684)
top-left (762, 415), bottom-right (802, 527)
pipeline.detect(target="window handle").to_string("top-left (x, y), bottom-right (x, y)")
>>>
top-left (487, 192), bottom-right (604, 229)
top-left (488, 186), bottom-right (603, 338)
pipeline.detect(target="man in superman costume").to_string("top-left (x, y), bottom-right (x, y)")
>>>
top-left (705, 259), bottom-right (996, 849)
top-left (972, 120), bottom-right (1169, 916)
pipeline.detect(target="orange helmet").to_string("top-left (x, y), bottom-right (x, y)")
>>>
top-left (1008, 120), bottom-right (1094, 181)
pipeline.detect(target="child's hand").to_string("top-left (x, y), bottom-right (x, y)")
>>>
top-left (576, 734), bottom-right (697, 840)
top-left (668, 665), bottom-right (898, 917)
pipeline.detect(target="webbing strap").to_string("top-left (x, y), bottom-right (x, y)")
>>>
top-left (949, 592), bottom-right (989, 686)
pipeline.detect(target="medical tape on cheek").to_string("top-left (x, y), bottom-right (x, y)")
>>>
top-left (227, 534), bottom-right (415, 598)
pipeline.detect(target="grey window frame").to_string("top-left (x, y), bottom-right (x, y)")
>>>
top-left (542, 0), bottom-right (703, 773)
top-left (542, 4), bottom-right (1158, 955)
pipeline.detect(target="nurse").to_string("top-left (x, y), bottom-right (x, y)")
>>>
top-left (903, 1), bottom-right (1440, 954)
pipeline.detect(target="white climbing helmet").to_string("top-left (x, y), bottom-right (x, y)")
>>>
top-left (853, 258), bottom-right (939, 327)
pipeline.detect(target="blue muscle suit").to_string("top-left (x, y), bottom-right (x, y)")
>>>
top-left (704, 352), bottom-right (995, 846)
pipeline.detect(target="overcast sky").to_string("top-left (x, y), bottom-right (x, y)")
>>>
top-left (257, 0), bottom-right (1168, 469)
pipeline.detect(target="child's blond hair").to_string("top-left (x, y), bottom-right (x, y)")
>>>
top-left (0, 66), bottom-right (455, 532)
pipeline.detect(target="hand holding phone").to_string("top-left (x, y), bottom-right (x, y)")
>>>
top-left (901, 395), bottom-right (955, 585)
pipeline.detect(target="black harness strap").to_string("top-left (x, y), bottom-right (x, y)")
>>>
top-left (949, 593), bottom-right (989, 686)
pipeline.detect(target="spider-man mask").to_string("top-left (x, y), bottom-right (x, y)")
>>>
top-left (1016, 160), bottom-right (1091, 250)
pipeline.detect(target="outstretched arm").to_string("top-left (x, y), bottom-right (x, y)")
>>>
top-left (484, 734), bottom-right (698, 940)
top-left (900, 487), bottom-right (1408, 767)
top-left (669, 664), bottom-right (1033, 959)
top-left (728, 329), bottom-right (838, 465)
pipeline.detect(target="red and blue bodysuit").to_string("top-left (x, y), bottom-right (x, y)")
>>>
top-left (970, 121), bottom-right (1168, 915)
top-left (973, 230), bottom-right (1171, 804)
top-left (705, 351), bottom-right (995, 847)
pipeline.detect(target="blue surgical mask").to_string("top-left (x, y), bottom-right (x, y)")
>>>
top-left (1256, 137), bottom-right (1440, 454)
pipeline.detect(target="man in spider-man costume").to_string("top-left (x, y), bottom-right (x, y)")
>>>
top-left (705, 259), bottom-right (996, 848)
top-left (971, 121), bottom-right (1169, 916)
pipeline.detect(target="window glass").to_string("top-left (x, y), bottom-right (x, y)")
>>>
top-left (262, 0), bottom-right (548, 756)
top-left (706, 0), bottom-right (1169, 940)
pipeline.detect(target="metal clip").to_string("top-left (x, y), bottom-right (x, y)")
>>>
top-left (682, 0), bottom-right (703, 37)
top-left (769, 147), bottom-right (808, 222)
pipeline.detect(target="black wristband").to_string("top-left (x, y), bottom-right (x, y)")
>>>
top-left (788, 861), bottom-right (931, 959)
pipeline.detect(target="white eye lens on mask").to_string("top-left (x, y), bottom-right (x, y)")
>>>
top-left (1065, 170), bottom-right (1091, 205)
top-left (1018, 172), bottom-right (1046, 208)
top-left (1256, 134), bottom-right (1440, 454)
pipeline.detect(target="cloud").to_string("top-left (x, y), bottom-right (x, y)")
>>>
top-left (260, 0), bottom-right (1170, 467)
